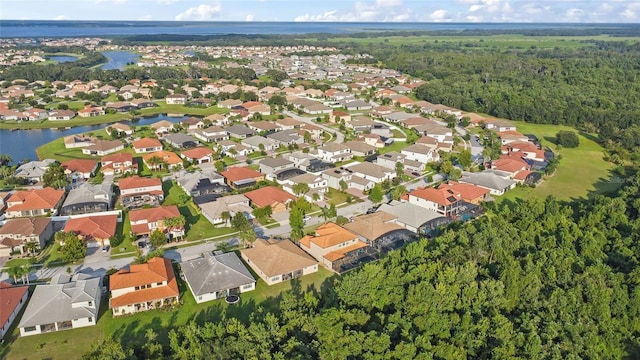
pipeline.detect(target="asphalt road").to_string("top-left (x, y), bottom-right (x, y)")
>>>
top-left (284, 110), bottom-right (344, 144)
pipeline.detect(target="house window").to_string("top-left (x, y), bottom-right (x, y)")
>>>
top-left (135, 286), bottom-right (140, 290)
top-left (157, 282), bottom-right (163, 286)
top-left (88, 317), bottom-right (93, 323)
top-left (24, 326), bottom-right (37, 332)
top-left (88, 301), bottom-right (93, 307)
top-left (198, 296), bottom-right (203, 301)
top-left (242, 284), bottom-right (253, 290)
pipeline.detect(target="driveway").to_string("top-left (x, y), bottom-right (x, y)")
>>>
top-left (83, 245), bottom-right (112, 265)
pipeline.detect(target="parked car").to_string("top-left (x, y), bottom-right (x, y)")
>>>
top-left (303, 216), bottom-right (311, 222)
top-left (102, 246), bottom-right (110, 253)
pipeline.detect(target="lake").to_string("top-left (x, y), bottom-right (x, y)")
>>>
top-left (101, 51), bottom-right (139, 70)
top-left (49, 55), bottom-right (78, 63)
top-left (0, 114), bottom-right (187, 162)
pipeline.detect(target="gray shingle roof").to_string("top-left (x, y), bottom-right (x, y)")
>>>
top-left (180, 252), bottom-right (255, 297)
top-left (62, 182), bottom-right (112, 207)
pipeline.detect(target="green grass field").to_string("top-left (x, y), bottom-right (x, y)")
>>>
top-left (1, 266), bottom-right (334, 360)
top-left (499, 121), bottom-right (620, 202)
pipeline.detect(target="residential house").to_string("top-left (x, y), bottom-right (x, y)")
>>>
top-left (130, 98), bottom-right (157, 108)
top-left (347, 162), bottom-right (395, 183)
top-left (142, 151), bottom-right (183, 171)
top-left (218, 99), bottom-right (243, 109)
top-left (408, 187), bottom-right (462, 218)
top-left (348, 116), bottom-right (375, 132)
top-left (321, 166), bottom-right (354, 190)
top-left (5, 188), bottom-right (65, 219)
top-left (198, 194), bottom-right (252, 225)
top-left (77, 105), bottom-right (105, 118)
top-left (0, 218), bottom-right (53, 256)
top-left (14, 159), bottom-right (57, 183)
top-left (299, 223), bottom-right (368, 272)
top-left (61, 159), bottom-right (98, 180)
top-left (401, 144), bottom-right (439, 164)
top-left (165, 94), bottom-right (188, 105)
top-left (221, 166), bottom-right (265, 189)
top-left (244, 186), bottom-right (296, 213)
top-left (100, 152), bottom-right (136, 176)
top-left (413, 123), bottom-right (453, 144)
top-left (342, 99), bottom-right (372, 111)
top-left (193, 126), bottom-right (229, 143)
top-left (176, 169), bottom-right (228, 204)
top-left (150, 120), bottom-right (175, 137)
top-left (317, 143), bottom-right (352, 162)
top-left (459, 171), bottom-right (517, 196)
top-left (60, 182), bottom-right (113, 216)
top-left (47, 109), bottom-right (76, 121)
top-left (258, 157), bottom-right (294, 175)
top-left (181, 147), bottom-right (214, 165)
top-left (300, 123), bottom-right (323, 140)
top-left (345, 140), bottom-right (376, 157)
top-left (163, 133), bottom-right (199, 149)
top-left (19, 273), bottom-right (102, 336)
top-left (241, 136), bottom-right (279, 152)
top-left (241, 239), bottom-right (318, 286)
top-left (438, 181), bottom-right (490, 205)
top-left (343, 211), bottom-right (416, 250)
top-left (247, 121), bottom-right (280, 133)
top-left (375, 151), bottom-right (425, 173)
top-left (63, 134), bottom-right (95, 149)
top-left (105, 102), bottom-right (137, 113)
top-left (275, 117), bottom-right (303, 130)
top-left (204, 114), bottom-right (229, 126)
top-left (378, 201), bottom-right (450, 235)
top-left (128, 205), bottom-right (184, 239)
top-left (133, 138), bottom-right (163, 154)
top-left (181, 117), bottom-right (205, 131)
top-left (180, 252), bottom-right (255, 304)
top-left (118, 176), bottom-right (163, 208)
top-left (63, 214), bottom-right (118, 248)
top-left (485, 119), bottom-right (516, 132)
top-left (267, 129), bottom-right (304, 147)
top-left (0, 283), bottom-right (29, 340)
top-left (241, 101), bottom-right (271, 116)
top-left (226, 124), bottom-right (255, 139)
top-left (281, 173), bottom-right (328, 201)
top-left (81, 139), bottom-right (124, 156)
top-left (109, 257), bottom-right (179, 316)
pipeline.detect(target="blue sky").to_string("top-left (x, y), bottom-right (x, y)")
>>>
top-left (1, 0), bottom-right (639, 22)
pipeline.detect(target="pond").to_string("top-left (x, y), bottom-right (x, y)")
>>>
top-left (100, 51), bottom-right (139, 70)
top-left (0, 114), bottom-right (187, 162)
top-left (49, 55), bottom-right (78, 63)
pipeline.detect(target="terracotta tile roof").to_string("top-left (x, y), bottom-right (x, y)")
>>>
top-left (109, 257), bottom-right (179, 307)
top-left (0, 284), bottom-right (28, 330)
top-left (64, 215), bottom-right (117, 240)
top-left (129, 205), bottom-right (180, 224)
top-left (324, 242), bottom-right (368, 262)
top-left (514, 170), bottom-right (534, 181)
top-left (299, 222), bottom-right (359, 249)
top-left (241, 239), bottom-right (317, 277)
top-left (118, 176), bottom-right (162, 190)
top-left (0, 218), bottom-right (51, 237)
top-left (101, 152), bottom-right (133, 164)
top-left (439, 182), bottom-right (490, 202)
top-left (221, 166), bottom-right (262, 182)
top-left (241, 101), bottom-right (264, 108)
top-left (143, 151), bottom-right (182, 166)
top-left (7, 188), bottom-right (64, 212)
top-left (181, 147), bottom-right (214, 160)
top-left (61, 159), bottom-right (98, 174)
top-left (133, 138), bottom-right (162, 149)
top-left (410, 187), bottom-right (462, 206)
top-left (343, 212), bottom-right (403, 241)
top-left (493, 158), bottom-right (528, 173)
top-left (243, 186), bottom-right (296, 208)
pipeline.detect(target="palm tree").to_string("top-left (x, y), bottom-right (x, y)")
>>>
top-left (239, 227), bottom-right (256, 248)
top-left (163, 215), bottom-right (186, 240)
top-left (221, 211), bottom-right (231, 227)
top-left (7, 264), bottom-right (21, 284)
top-left (147, 155), bottom-right (163, 171)
top-left (0, 154), bottom-right (12, 166)
top-left (21, 264), bottom-right (32, 285)
top-left (24, 241), bottom-right (39, 256)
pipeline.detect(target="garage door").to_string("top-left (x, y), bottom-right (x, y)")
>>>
top-left (86, 241), bottom-right (101, 248)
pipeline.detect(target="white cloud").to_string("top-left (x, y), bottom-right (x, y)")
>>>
top-left (245, 14), bottom-right (255, 21)
top-left (469, 4), bottom-right (483, 12)
top-left (138, 15), bottom-right (153, 20)
top-left (157, 0), bottom-right (181, 4)
top-left (294, 10), bottom-right (339, 22)
top-left (430, 9), bottom-right (451, 21)
top-left (376, 0), bottom-right (402, 7)
top-left (54, 15), bottom-right (69, 20)
top-left (294, 0), bottom-right (412, 22)
top-left (565, 7), bottom-right (584, 21)
top-left (95, 0), bottom-right (127, 4)
top-left (175, 3), bottom-right (222, 21)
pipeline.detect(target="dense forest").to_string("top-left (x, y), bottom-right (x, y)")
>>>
top-left (83, 173), bottom-right (640, 359)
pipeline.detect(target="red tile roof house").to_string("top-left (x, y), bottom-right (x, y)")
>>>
top-left (408, 187), bottom-right (462, 218)
top-left (244, 186), bottom-right (296, 214)
top-left (63, 214), bottom-right (118, 248)
top-left (438, 182), bottom-right (490, 205)
top-left (221, 166), bottom-right (265, 189)
top-left (0, 218), bottom-right (53, 256)
top-left (128, 205), bottom-right (184, 239)
top-left (133, 138), bottom-right (163, 154)
top-left (299, 222), bottom-right (369, 272)
top-left (0, 283), bottom-right (29, 340)
top-left (5, 188), bottom-right (65, 219)
top-left (109, 257), bottom-right (180, 317)
top-left (61, 159), bottom-right (98, 180)
top-left (118, 176), bottom-right (163, 209)
top-left (181, 147), bottom-right (215, 165)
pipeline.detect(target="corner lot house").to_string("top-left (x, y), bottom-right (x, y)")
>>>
top-left (19, 273), bottom-right (102, 336)
top-left (109, 257), bottom-right (179, 316)
top-left (0, 218), bottom-right (53, 256)
top-left (0, 283), bottom-right (29, 340)
top-left (5, 188), bottom-right (65, 219)
top-left (299, 222), bottom-right (368, 272)
top-left (241, 239), bottom-right (318, 286)
top-left (181, 252), bottom-right (256, 304)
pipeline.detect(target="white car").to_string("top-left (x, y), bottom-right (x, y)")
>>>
top-left (303, 216), bottom-right (311, 223)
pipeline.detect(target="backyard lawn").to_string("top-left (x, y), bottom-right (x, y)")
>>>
top-left (499, 121), bottom-right (620, 202)
top-left (1, 266), bottom-right (334, 360)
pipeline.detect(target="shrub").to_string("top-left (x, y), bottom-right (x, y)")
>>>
top-left (556, 131), bottom-right (579, 148)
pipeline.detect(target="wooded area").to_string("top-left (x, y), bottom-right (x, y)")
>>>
top-left (84, 173), bottom-right (640, 359)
